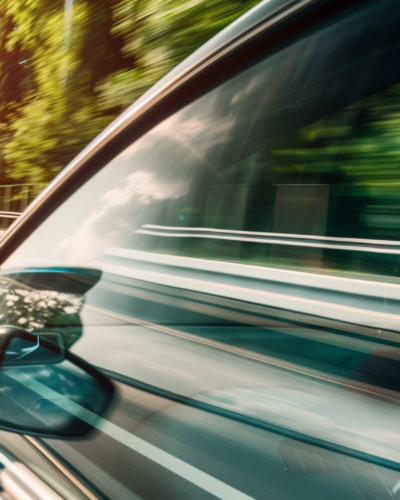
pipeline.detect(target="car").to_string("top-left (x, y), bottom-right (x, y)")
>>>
top-left (1, 0), bottom-right (400, 498)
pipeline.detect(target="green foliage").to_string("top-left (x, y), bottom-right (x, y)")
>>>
top-left (268, 82), bottom-right (400, 239)
top-left (98, 0), bottom-right (259, 109)
top-left (0, 0), bottom-right (259, 196)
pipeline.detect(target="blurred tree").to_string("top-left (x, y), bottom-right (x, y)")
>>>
top-left (98, 0), bottom-right (259, 111)
top-left (0, 6), bottom-right (31, 184)
top-left (268, 82), bottom-right (400, 241)
top-left (1, 0), bottom-right (117, 194)
top-left (0, 0), bottom-right (258, 197)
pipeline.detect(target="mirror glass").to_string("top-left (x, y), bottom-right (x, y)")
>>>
top-left (0, 328), bottom-right (65, 367)
top-left (0, 356), bottom-right (112, 437)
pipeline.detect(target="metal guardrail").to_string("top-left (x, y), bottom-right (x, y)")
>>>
top-left (91, 247), bottom-right (400, 334)
top-left (0, 211), bottom-right (21, 233)
top-left (136, 225), bottom-right (400, 254)
top-left (0, 211), bottom-right (21, 220)
top-left (0, 183), bottom-right (31, 231)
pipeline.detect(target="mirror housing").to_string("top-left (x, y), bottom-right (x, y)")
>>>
top-left (0, 267), bottom-right (113, 439)
top-left (0, 267), bottom-right (102, 295)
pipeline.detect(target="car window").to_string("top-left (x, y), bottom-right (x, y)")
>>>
top-left (3, 1), bottom-right (400, 499)
top-left (5, 1), bottom-right (400, 280)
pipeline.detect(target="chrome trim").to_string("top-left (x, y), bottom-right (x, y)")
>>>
top-left (23, 437), bottom-right (100, 500)
top-left (1, 462), bottom-right (63, 500)
top-left (0, 445), bottom-right (62, 500)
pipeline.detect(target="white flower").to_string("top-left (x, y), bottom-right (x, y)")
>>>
top-left (6, 294), bottom-right (19, 302)
top-left (63, 306), bottom-right (77, 314)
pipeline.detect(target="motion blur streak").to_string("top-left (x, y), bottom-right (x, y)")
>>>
top-left (91, 259), bottom-right (400, 332)
top-left (7, 370), bottom-right (256, 500)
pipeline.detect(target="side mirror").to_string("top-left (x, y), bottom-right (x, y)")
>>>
top-left (0, 325), bottom-right (114, 439)
top-left (0, 267), bottom-right (113, 439)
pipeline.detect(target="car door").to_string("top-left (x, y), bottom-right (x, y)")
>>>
top-left (1, 0), bottom-right (400, 499)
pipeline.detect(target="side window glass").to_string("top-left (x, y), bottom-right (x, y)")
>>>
top-left (4, 0), bottom-right (400, 382)
top-left (130, 5), bottom-right (400, 279)
top-left (8, 0), bottom-right (400, 283)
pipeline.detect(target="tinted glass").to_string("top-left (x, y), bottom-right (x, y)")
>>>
top-left (3, 1), bottom-right (400, 499)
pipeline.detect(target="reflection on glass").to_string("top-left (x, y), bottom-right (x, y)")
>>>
top-left (0, 359), bottom-right (112, 438)
top-left (6, 0), bottom-right (400, 283)
top-left (0, 268), bottom-right (102, 349)
top-left (2, 331), bottom-right (64, 367)
top-left (0, 280), bottom-right (82, 331)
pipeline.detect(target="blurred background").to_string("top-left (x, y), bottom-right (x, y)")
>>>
top-left (0, 0), bottom-right (259, 228)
